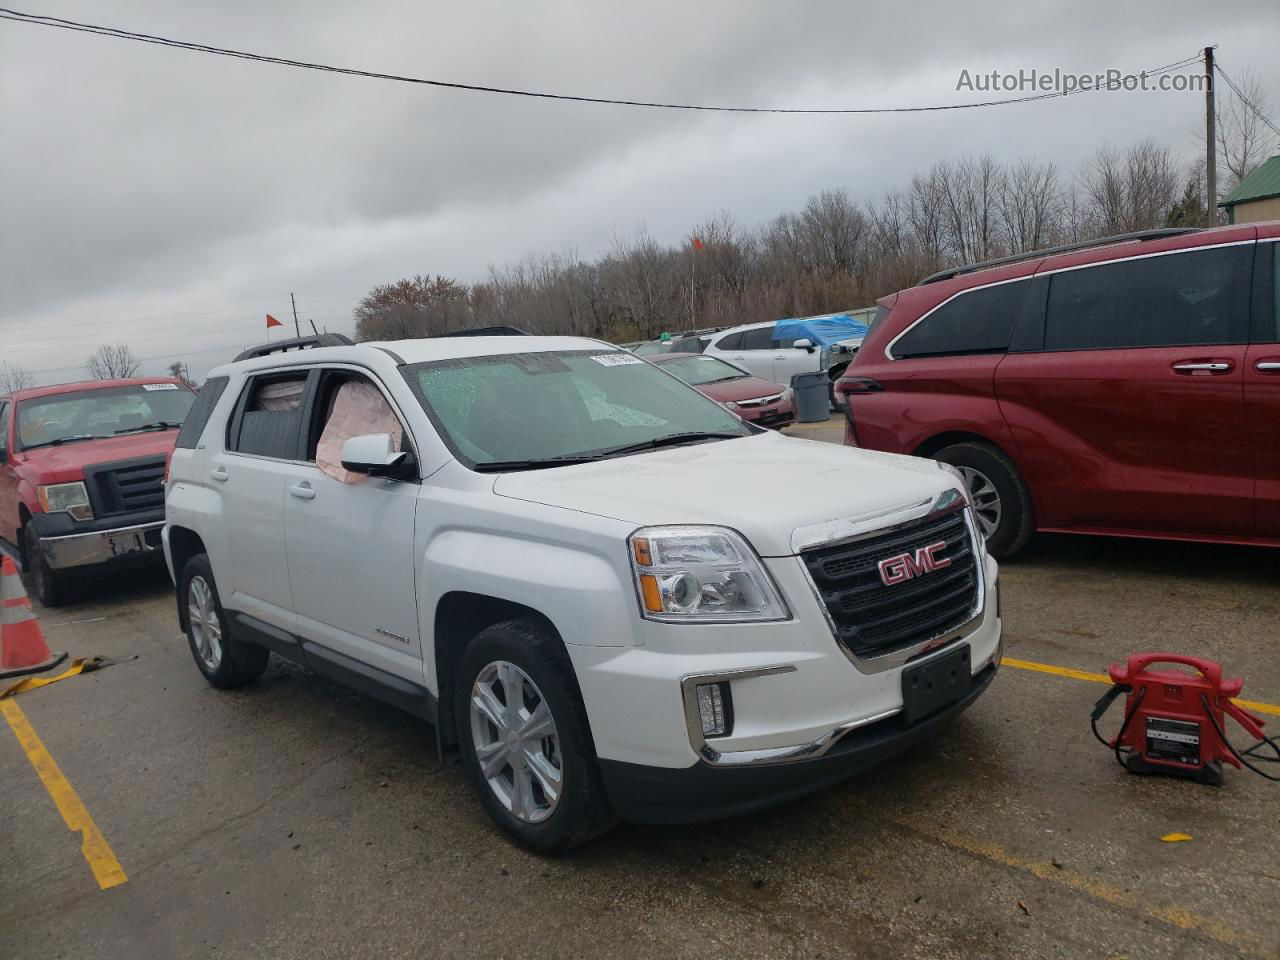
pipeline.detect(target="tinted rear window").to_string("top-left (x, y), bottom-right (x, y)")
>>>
top-left (1044, 245), bottom-right (1248, 351)
top-left (894, 280), bottom-right (1029, 359)
top-left (175, 377), bottom-right (228, 449)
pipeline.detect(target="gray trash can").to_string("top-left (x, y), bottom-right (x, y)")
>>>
top-left (790, 370), bottom-right (829, 423)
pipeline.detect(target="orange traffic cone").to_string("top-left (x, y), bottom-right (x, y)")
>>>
top-left (1, 554), bottom-right (66, 679)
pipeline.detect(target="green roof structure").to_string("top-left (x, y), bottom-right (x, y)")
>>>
top-left (1219, 154), bottom-right (1280, 217)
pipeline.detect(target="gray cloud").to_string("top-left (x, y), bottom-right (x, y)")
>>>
top-left (2, 0), bottom-right (1277, 382)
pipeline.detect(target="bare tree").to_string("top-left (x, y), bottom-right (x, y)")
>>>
top-left (1216, 67), bottom-right (1278, 191)
top-left (1081, 141), bottom-right (1180, 234)
top-left (0, 361), bottom-right (35, 394)
top-left (998, 159), bottom-right (1062, 253)
top-left (86, 344), bottom-right (140, 380)
top-left (353, 274), bottom-right (469, 340)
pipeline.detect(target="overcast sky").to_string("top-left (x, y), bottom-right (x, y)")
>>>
top-left (2, 0), bottom-right (1278, 383)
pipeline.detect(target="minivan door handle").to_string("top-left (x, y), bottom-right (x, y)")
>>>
top-left (210, 466), bottom-right (228, 482)
top-left (1255, 360), bottom-right (1280, 373)
top-left (289, 482), bottom-right (316, 500)
top-left (1171, 361), bottom-right (1233, 375)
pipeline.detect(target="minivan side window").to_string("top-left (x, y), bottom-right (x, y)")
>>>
top-left (227, 373), bottom-right (309, 459)
top-left (739, 327), bottom-right (774, 350)
top-left (1044, 245), bottom-right (1248, 351)
top-left (894, 280), bottom-right (1029, 359)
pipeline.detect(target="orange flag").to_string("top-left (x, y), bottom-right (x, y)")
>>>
top-left (266, 314), bottom-right (283, 329)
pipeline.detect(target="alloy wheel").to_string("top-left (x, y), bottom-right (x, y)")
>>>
top-left (469, 660), bottom-right (563, 824)
top-left (957, 465), bottom-right (1003, 540)
top-left (187, 575), bottom-right (223, 671)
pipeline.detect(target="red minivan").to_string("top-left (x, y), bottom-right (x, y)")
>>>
top-left (835, 222), bottom-right (1280, 557)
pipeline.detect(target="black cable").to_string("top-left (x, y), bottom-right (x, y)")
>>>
top-left (1214, 60), bottom-right (1280, 140)
top-left (0, 8), bottom-right (1203, 116)
top-left (1090, 684), bottom-right (1145, 770)
top-left (1200, 693), bottom-right (1280, 783)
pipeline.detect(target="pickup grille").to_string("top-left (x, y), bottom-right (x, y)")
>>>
top-left (85, 457), bottom-right (167, 517)
top-left (801, 509), bottom-right (979, 659)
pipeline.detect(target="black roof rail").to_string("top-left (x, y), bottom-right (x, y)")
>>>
top-left (233, 333), bottom-right (354, 362)
top-left (918, 228), bottom-right (1201, 285)
top-left (430, 325), bottom-right (529, 338)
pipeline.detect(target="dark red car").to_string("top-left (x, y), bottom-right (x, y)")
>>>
top-left (0, 377), bottom-right (197, 604)
top-left (835, 221), bottom-right (1280, 558)
top-left (648, 353), bottom-right (795, 428)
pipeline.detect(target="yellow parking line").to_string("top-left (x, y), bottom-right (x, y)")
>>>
top-left (0, 699), bottom-right (127, 890)
top-left (895, 816), bottom-right (1262, 956)
top-left (1003, 655), bottom-right (1280, 717)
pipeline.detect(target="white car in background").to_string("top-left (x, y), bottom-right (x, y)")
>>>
top-left (677, 318), bottom-right (866, 403)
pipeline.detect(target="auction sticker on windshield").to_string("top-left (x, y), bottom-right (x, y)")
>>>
top-left (143, 383), bottom-right (180, 391)
top-left (591, 353), bottom-right (644, 366)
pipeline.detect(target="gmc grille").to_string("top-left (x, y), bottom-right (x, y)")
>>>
top-left (801, 509), bottom-right (979, 659)
top-left (85, 457), bottom-right (167, 516)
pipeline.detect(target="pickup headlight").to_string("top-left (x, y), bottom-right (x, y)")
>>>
top-left (38, 481), bottom-right (94, 521)
top-left (629, 525), bottom-right (789, 623)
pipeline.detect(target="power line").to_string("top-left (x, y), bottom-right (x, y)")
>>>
top-left (1214, 59), bottom-right (1280, 140)
top-left (0, 8), bottom-right (1201, 115)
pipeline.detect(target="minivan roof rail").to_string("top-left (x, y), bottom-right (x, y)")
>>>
top-left (918, 227), bottom-right (1202, 285)
top-left (233, 333), bottom-right (355, 362)
top-left (430, 326), bottom-right (529, 338)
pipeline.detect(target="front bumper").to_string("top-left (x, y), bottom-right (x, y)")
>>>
top-left (30, 511), bottom-right (166, 570)
top-left (600, 659), bottom-right (998, 823)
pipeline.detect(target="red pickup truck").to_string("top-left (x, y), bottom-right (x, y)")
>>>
top-left (0, 377), bottom-right (197, 605)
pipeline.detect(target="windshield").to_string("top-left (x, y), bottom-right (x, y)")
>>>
top-left (404, 350), bottom-right (751, 470)
top-left (631, 341), bottom-right (672, 356)
top-left (17, 383), bottom-right (196, 450)
top-left (660, 355), bottom-right (749, 386)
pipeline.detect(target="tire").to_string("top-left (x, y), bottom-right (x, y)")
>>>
top-left (933, 441), bottom-right (1035, 559)
top-left (179, 553), bottom-right (269, 689)
top-left (454, 618), bottom-right (614, 853)
top-left (23, 523), bottom-right (67, 608)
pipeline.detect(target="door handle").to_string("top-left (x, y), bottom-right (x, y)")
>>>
top-left (1256, 361), bottom-right (1280, 373)
top-left (289, 482), bottom-right (316, 500)
top-left (1171, 361), bottom-right (1232, 374)
top-left (210, 466), bottom-right (228, 482)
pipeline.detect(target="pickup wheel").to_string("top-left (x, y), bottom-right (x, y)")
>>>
top-left (455, 618), bottom-right (614, 853)
top-left (23, 523), bottom-right (67, 608)
top-left (933, 441), bottom-right (1035, 559)
top-left (180, 554), bottom-right (269, 689)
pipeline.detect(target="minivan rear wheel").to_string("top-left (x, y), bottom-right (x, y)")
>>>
top-left (455, 618), bottom-right (614, 853)
top-left (933, 442), bottom-right (1034, 558)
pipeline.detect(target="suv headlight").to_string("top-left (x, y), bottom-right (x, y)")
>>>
top-left (38, 481), bottom-right (94, 521)
top-left (629, 525), bottom-right (789, 623)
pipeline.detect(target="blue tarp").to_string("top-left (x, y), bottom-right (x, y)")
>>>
top-left (771, 311), bottom-right (870, 349)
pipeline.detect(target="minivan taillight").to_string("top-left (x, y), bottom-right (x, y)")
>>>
top-left (834, 378), bottom-right (880, 448)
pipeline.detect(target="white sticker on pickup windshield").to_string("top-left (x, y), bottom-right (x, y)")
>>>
top-left (143, 383), bottom-right (180, 391)
top-left (590, 353), bottom-right (644, 367)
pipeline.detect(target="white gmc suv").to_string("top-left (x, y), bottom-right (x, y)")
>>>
top-left (164, 331), bottom-right (1001, 852)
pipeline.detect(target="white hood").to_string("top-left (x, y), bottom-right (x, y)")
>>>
top-left (492, 431), bottom-right (954, 556)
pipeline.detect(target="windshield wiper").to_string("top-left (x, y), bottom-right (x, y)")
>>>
top-left (22, 434), bottom-right (104, 450)
top-left (595, 431), bottom-right (746, 458)
top-left (114, 421), bottom-right (182, 435)
top-left (472, 454), bottom-right (601, 473)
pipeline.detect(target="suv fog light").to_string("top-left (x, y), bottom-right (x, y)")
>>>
top-left (695, 682), bottom-right (731, 737)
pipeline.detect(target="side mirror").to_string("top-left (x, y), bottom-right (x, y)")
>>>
top-left (793, 338), bottom-right (815, 353)
top-left (340, 433), bottom-right (415, 480)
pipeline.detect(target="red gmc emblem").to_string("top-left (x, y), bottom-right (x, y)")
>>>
top-left (878, 541), bottom-right (951, 586)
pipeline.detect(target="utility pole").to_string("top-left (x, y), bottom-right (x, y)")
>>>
top-left (1204, 46), bottom-right (1216, 227)
top-left (309, 319), bottom-right (319, 336)
top-left (290, 292), bottom-right (301, 338)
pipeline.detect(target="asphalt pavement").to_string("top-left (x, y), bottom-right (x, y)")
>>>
top-left (2, 415), bottom-right (1277, 959)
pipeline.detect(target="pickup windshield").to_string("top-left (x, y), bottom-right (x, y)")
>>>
top-left (403, 350), bottom-right (752, 470)
top-left (17, 383), bottom-right (196, 450)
